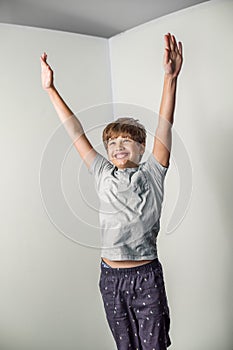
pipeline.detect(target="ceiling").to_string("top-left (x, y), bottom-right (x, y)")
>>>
top-left (0, 0), bottom-right (210, 38)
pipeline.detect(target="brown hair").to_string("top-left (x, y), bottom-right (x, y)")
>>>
top-left (102, 117), bottom-right (146, 150)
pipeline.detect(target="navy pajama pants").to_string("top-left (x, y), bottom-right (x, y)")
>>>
top-left (99, 258), bottom-right (172, 350)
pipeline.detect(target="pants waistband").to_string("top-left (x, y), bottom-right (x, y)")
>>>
top-left (100, 258), bottom-right (161, 276)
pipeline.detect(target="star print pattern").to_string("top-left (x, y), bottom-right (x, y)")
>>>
top-left (99, 258), bottom-right (171, 349)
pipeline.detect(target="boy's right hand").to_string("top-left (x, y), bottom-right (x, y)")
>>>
top-left (40, 52), bottom-right (54, 90)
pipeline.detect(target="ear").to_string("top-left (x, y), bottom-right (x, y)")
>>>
top-left (140, 143), bottom-right (145, 155)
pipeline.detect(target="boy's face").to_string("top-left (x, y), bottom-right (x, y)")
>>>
top-left (106, 136), bottom-right (145, 169)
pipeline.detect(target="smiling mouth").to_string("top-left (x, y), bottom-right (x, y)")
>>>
top-left (115, 153), bottom-right (129, 159)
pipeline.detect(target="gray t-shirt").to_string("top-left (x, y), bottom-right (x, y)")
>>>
top-left (88, 152), bottom-right (169, 260)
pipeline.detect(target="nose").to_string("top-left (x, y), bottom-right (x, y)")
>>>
top-left (116, 140), bottom-right (125, 150)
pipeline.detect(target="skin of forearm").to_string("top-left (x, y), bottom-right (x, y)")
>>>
top-left (46, 86), bottom-right (85, 142)
top-left (155, 74), bottom-right (177, 152)
top-left (159, 74), bottom-right (177, 126)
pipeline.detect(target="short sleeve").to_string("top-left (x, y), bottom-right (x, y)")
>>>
top-left (143, 153), bottom-right (169, 190)
top-left (88, 152), bottom-right (112, 184)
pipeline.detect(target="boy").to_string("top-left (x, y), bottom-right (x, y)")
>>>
top-left (40, 32), bottom-right (183, 349)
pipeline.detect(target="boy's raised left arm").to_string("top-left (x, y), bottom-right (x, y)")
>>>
top-left (153, 33), bottom-right (183, 168)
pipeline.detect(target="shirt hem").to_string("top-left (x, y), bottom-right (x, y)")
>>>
top-left (100, 253), bottom-right (158, 261)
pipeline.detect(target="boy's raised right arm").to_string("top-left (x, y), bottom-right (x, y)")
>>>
top-left (40, 52), bottom-right (97, 169)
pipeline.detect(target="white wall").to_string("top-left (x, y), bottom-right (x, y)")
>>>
top-left (1, 0), bottom-right (233, 349)
top-left (0, 24), bottom-right (114, 350)
top-left (109, 0), bottom-right (233, 349)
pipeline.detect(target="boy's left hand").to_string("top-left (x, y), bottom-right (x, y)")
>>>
top-left (163, 33), bottom-right (183, 78)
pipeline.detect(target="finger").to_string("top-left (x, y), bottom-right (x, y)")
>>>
top-left (40, 56), bottom-right (46, 66)
top-left (164, 48), bottom-right (170, 65)
top-left (40, 53), bottom-right (46, 62)
top-left (169, 34), bottom-right (174, 51)
top-left (164, 34), bottom-right (171, 51)
top-left (40, 57), bottom-right (48, 68)
top-left (178, 41), bottom-right (183, 56)
top-left (40, 53), bottom-right (51, 69)
top-left (169, 38), bottom-right (174, 52)
top-left (42, 52), bottom-right (48, 62)
top-left (172, 35), bottom-right (179, 53)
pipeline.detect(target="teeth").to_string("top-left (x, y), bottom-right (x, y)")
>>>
top-left (115, 153), bottom-right (128, 159)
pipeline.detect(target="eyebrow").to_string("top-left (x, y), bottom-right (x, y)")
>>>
top-left (108, 137), bottom-right (131, 141)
